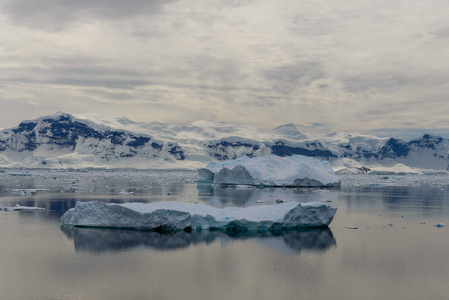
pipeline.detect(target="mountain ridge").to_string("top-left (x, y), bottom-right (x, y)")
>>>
top-left (0, 112), bottom-right (447, 172)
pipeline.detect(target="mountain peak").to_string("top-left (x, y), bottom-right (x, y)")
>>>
top-left (53, 111), bottom-right (72, 117)
top-left (273, 123), bottom-right (298, 131)
top-left (272, 123), bottom-right (307, 139)
top-left (19, 111), bottom-right (74, 125)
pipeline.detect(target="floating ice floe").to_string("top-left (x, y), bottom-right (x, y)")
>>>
top-left (60, 201), bottom-right (337, 231)
top-left (198, 155), bottom-right (340, 187)
top-left (119, 190), bottom-right (135, 195)
top-left (0, 204), bottom-right (45, 211)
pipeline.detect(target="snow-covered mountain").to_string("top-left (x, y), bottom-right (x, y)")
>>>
top-left (0, 112), bottom-right (447, 171)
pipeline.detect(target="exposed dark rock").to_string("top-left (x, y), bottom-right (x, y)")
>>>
top-left (168, 143), bottom-right (185, 160)
top-left (270, 144), bottom-right (337, 158)
top-left (378, 138), bottom-right (410, 159)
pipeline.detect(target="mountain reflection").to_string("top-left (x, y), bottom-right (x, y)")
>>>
top-left (61, 226), bottom-right (336, 254)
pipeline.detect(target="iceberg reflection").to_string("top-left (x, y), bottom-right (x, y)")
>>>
top-left (198, 184), bottom-right (339, 207)
top-left (61, 225), bottom-right (336, 254)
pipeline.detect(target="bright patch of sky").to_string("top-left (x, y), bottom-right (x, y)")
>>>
top-left (0, 0), bottom-right (448, 138)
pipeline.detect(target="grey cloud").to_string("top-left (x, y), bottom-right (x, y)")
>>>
top-left (369, 128), bottom-right (449, 140)
top-left (342, 71), bottom-right (448, 93)
top-left (264, 62), bottom-right (326, 94)
top-left (87, 90), bottom-right (139, 102)
top-left (0, 54), bottom-right (160, 89)
top-left (155, 64), bottom-right (246, 98)
top-left (1, 53), bottom-right (249, 101)
top-left (289, 16), bottom-right (334, 37)
top-left (187, 55), bottom-right (247, 93)
top-left (52, 78), bottom-right (150, 89)
top-left (244, 95), bottom-right (279, 107)
top-left (432, 27), bottom-right (449, 39)
top-left (2, 0), bottom-right (176, 31)
top-left (0, 64), bottom-right (152, 89)
top-left (41, 55), bottom-right (108, 68)
top-left (343, 72), bottom-right (411, 93)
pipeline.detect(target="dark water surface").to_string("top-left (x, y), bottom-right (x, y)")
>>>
top-left (0, 173), bottom-right (449, 300)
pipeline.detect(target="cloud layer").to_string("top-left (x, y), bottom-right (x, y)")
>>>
top-left (0, 0), bottom-right (448, 138)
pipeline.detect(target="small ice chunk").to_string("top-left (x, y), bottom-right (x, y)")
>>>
top-left (119, 190), bottom-right (135, 195)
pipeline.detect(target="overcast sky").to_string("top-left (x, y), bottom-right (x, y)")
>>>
top-left (0, 0), bottom-right (448, 138)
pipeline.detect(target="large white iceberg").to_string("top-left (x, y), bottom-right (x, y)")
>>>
top-left (60, 201), bottom-right (337, 231)
top-left (198, 155), bottom-right (340, 187)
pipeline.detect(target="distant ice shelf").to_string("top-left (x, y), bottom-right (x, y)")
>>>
top-left (60, 201), bottom-right (337, 231)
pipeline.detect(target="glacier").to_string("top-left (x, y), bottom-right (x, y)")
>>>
top-left (198, 155), bottom-right (341, 187)
top-left (60, 201), bottom-right (337, 231)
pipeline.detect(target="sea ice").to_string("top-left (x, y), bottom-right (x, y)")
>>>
top-left (198, 155), bottom-right (340, 187)
top-left (8, 189), bottom-right (49, 196)
top-left (0, 204), bottom-right (45, 211)
top-left (119, 190), bottom-right (135, 195)
top-left (60, 200), bottom-right (337, 231)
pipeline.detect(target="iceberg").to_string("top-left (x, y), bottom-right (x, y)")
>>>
top-left (60, 201), bottom-right (337, 231)
top-left (198, 155), bottom-right (340, 187)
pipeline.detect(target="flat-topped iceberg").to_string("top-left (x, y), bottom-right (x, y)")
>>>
top-left (61, 201), bottom-right (337, 231)
top-left (198, 155), bottom-right (340, 187)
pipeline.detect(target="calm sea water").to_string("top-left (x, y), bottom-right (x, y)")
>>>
top-left (0, 171), bottom-right (448, 300)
